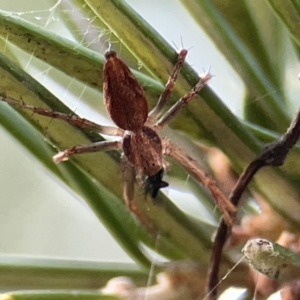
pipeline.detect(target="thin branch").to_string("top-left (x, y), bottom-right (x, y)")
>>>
top-left (206, 107), bottom-right (300, 299)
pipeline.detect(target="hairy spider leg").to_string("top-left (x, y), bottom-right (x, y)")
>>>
top-left (148, 49), bottom-right (188, 120)
top-left (0, 96), bottom-right (123, 137)
top-left (162, 139), bottom-right (236, 225)
top-left (121, 155), bottom-right (159, 230)
top-left (155, 71), bottom-right (212, 130)
top-left (121, 155), bottom-right (136, 206)
top-left (54, 140), bottom-right (121, 163)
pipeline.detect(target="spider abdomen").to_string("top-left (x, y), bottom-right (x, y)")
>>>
top-left (103, 51), bottom-right (148, 131)
top-left (123, 126), bottom-right (163, 177)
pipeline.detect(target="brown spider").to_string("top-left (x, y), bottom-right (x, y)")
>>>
top-left (0, 49), bottom-right (236, 224)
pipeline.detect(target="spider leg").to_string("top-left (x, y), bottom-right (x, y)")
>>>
top-left (162, 139), bottom-right (236, 226)
top-left (121, 155), bottom-right (136, 206)
top-left (148, 49), bottom-right (188, 121)
top-left (121, 156), bottom-right (155, 229)
top-left (155, 71), bottom-right (212, 130)
top-left (0, 96), bottom-right (124, 136)
top-left (53, 140), bottom-right (121, 163)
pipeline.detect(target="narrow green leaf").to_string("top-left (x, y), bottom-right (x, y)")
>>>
top-left (267, 0), bottom-right (300, 48)
top-left (0, 291), bottom-right (118, 300)
top-left (181, 0), bottom-right (290, 131)
top-left (0, 256), bottom-right (146, 289)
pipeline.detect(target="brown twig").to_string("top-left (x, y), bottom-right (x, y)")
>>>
top-left (206, 108), bottom-right (300, 299)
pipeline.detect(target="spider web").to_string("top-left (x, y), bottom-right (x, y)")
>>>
top-left (0, 1), bottom-right (289, 299)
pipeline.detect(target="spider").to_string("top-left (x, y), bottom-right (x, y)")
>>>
top-left (0, 49), bottom-right (236, 225)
